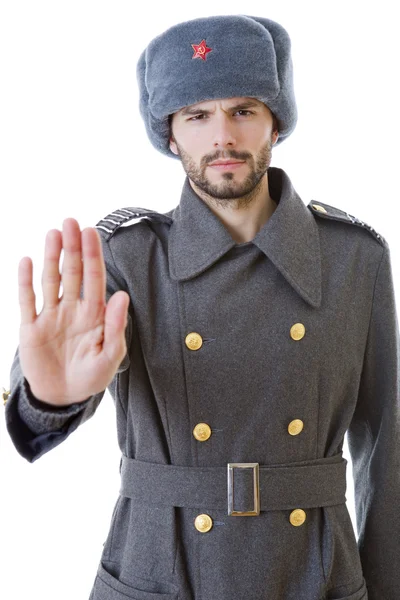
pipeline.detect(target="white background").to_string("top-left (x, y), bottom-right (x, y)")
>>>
top-left (1, 1), bottom-right (399, 599)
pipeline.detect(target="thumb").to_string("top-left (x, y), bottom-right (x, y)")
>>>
top-left (103, 291), bottom-right (130, 356)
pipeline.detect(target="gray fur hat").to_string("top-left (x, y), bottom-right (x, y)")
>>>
top-left (136, 14), bottom-right (297, 159)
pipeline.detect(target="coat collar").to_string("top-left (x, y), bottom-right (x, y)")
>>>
top-left (167, 166), bottom-right (322, 308)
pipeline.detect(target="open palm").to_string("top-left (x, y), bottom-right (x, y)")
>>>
top-left (18, 219), bottom-right (130, 406)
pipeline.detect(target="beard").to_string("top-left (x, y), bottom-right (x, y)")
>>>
top-left (172, 135), bottom-right (274, 209)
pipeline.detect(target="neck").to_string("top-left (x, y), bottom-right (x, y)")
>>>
top-left (189, 173), bottom-right (277, 244)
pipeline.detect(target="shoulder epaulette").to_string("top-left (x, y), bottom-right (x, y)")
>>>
top-left (95, 207), bottom-right (173, 242)
top-left (307, 200), bottom-right (386, 246)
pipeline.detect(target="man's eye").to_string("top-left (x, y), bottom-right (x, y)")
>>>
top-left (188, 110), bottom-right (253, 122)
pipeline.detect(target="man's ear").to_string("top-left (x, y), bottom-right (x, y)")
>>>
top-left (168, 115), bottom-right (179, 155)
top-left (169, 136), bottom-right (178, 155)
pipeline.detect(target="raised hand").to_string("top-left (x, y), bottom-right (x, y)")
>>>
top-left (17, 218), bottom-right (130, 406)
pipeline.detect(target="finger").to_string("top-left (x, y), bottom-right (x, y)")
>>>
top-left (102, 291), bottom-right (130, 362)
top-left (18, 256), bottom-right (37, 325)
top-left (81, 227), bottom-right (106, 304)
top-left (60, 218), bottom-right (83, 302)
top-left (42, 229), bottom-right (62, 309)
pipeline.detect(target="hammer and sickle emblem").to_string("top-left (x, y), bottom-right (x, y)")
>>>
top-left (191, 40), bottom-right (212, 61)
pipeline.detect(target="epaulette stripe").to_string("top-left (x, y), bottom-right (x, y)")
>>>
top-left (345, 212), bottom-right (382, 240)
top-left (101, 218), bottom-right (126, 225)
top-left (118, 208), bottom-right (141, 215)
top-left (109, 211), bottom-right (134, 220)
top-left (96, 225), bottom-right (113, 234)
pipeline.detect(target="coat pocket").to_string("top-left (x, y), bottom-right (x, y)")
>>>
top-left (324, 575), bottom-right (368, 599)
top-left (91, 562), bottom-right (179, 600)
top-left (321, 504), bottom-right (365, 593)
top-left (102, 497), bottom-right (178, 579)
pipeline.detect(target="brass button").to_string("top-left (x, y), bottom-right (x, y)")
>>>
top-left (2, 388), bottom-right (10, 406)
top-left (312, 204), bottom-right (327, 213)
top-left (288, 419), bottom-right (304, 436)
top-left (185, 332), bottom-right (203, 350)
top-left (193, 423), bottom-right (212, 442)
top-left (290, 323), bottom-right (305, 340)
top-left (194, 514), bottom-right (213, 533)
top-left (290, 509), bottom-right (306, 526)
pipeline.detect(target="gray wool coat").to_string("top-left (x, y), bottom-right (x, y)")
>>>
top-left (5, 166), bottom-right (400, 600)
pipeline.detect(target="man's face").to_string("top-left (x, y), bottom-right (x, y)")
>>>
top-left (169, 97), bottom-right (278, 200)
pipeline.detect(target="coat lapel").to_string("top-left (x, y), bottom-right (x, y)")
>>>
top-left (168, 166), bottom-right (322, 309)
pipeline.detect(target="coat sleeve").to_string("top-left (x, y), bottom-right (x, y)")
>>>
top-left (5, 230), bottom-right (132, 464)
top-left (347, 241), bottom-right (400, 599)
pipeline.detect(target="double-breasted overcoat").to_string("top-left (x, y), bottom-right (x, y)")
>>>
top-left (6, 166), bottom-right (400, 599)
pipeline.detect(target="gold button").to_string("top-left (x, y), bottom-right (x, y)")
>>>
top-left (193, 423), bottom-right (212, 442)
top-left (288, 419), bottom-right (304, 435)
top-left (312, 203), bottom-right (327, 213)
top-left (290, 509), bottom-right (306, 526)
top-left (194, 514), bottom-right (213, 533)
top-left (290, 323), bottom-right (305, 340)
top-left (185, 332), bottom-right (203, 350)
top-left (2, 388), bottom-right (10, 406)
top-left (290, 508), bottom-right (306, 527)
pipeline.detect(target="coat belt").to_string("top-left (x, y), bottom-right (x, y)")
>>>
top-left (119, 453), bottom-right (347, 511)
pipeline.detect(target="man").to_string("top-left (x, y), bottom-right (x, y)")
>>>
top-left (168, 96), bottom-right (279, 244)
top-left (5, 14), bottom-right (400, 600)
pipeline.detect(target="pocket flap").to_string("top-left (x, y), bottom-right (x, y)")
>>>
top-left (92, 563), bottom-right (178, 600)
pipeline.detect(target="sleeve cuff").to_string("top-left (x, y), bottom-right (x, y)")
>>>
top-left (18, 377), bottom-right (93, 434)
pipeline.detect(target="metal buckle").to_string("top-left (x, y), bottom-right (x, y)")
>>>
top-left (227, 463), bottom-right (260, 516)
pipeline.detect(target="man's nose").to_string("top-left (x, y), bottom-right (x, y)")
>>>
top-left (211, 113), bottom-right (238, 147)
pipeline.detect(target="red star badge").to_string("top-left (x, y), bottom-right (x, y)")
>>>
top-left (191, 39), bottom-right (212, 61)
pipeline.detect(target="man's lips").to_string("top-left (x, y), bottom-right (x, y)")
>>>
top-left (208, 161), bottom-right (246, 170)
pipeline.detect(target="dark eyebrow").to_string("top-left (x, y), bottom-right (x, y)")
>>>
top-left (179, 100), bottom-right (260, 117)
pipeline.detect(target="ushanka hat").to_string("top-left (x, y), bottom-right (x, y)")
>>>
top-left (136, 14), bottom-right (298, 159)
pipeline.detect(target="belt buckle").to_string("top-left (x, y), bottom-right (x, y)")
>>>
top-left (227, 462), bottom-right (260, 516)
